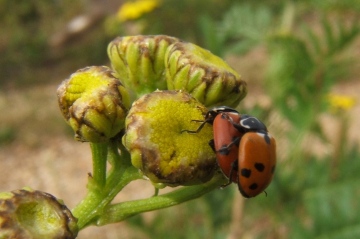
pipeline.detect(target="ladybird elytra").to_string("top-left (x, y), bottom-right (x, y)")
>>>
top-left (212, 112), bottom-right (243, 183)
top-left (237, 132), bottom-right (276, 198)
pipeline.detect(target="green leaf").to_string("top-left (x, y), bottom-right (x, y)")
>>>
top-left (322, 17), bottom-right (336, 54)
top-left (303, 179), bottom-right (360, 237)
top-left (219, 3), bottom-right (274, 55)
top-left (303, 23), bottom-right (323, 56)
top-left (304, 17), bottom-right (360, 59)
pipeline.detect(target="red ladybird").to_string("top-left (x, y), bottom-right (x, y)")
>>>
top-left (184, 106), bottom-right (276, 198)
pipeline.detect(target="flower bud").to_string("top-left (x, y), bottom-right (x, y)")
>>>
top-left (107, 35), bottom-right (180, 98)
top-left (165, 41), bottom-right (247, 107)
top-left (0, 188), bottom-right (78, 239)
top-left (57, 66), bottom-right (130, 142)
top-left (123, 90), bottom-right (216, 187)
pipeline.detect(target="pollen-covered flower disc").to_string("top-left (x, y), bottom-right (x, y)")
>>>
top-left (123, 90), bottom-right (217, 187)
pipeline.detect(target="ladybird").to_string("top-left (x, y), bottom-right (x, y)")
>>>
top-left (183, 106), bottom-right (276, 198)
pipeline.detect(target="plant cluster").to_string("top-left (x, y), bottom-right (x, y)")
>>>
top-left (1, 0), bottom-right (360, 238)
top-left (1, 34), bottom-right (249, 238)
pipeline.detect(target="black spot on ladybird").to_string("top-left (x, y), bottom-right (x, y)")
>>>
top-left (249, 183), bottom-right (258, 190)
top-left (254, 163), bottom-right (265, 172)
top-left (241, 168), bottom-right (251, 178)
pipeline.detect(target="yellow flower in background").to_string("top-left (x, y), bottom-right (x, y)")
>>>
top-left (117, 0), bottom-right (160, 22)
top-left (327, 93), bottom-right (356, 113)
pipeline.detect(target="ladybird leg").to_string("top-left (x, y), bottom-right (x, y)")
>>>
top-left (181, 120), bottom-right (207, 133)
top-left (216, 136), bottom-right (240, 155)
top-left (221, 114), bottom-right (247, 133)
top-left (231, 122), bottom-right (247, 133)
top-left (221, 160), bottom-right (238, 188)
top-left (229, 160), bottom-right (238, 183)
top-left (208, 139), bottom-right (215, 152)
top-left (220, 113), bottom-right (236, 125)
top-left (190, 119), bottom-right (205, 123)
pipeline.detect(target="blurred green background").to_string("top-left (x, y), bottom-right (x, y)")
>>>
top-left (1, 0), bottom-right (360, 238)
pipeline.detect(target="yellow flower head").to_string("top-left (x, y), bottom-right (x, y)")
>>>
top-left (117, 0), bottom-right (159, 22)
top-left (327, 93), bottom-right (356, 113)
top-left (123, 90), bottom-right (216, 187)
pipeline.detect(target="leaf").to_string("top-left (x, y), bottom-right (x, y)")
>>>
top-left (197, 14), bottom-right (226, 57)
top-left (303, 24), bottom-right (323, 56)
top-left (316, 224), bottom-right (360, 239)
top-left (303, 17), bottom-right (360, 59)
top-left (303, 179), bottom-right (360, 236)
top-left (219, 3), bottom-right (274, 55)
top-left (322, 17), bottom-right (336, 54)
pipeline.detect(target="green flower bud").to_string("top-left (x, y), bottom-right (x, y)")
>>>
top-left (107, 35), bottom-right (180, 98)
top-left (0, 188), bottom-right (78, 239)
top-left (57, 66), bottom-right (130, 142)
top-left (123, 90), bottom-right (216, 187)
top-left (165, 41), bottom-right (247, 107)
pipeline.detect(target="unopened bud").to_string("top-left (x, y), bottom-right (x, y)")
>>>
top-left (107, 35), bottom-right (180, 98)
top-left (57, 66), bottom-right (130, 142)
top-left (165, 41), bottom-right (247, 107)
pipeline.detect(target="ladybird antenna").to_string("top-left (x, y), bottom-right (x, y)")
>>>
top-left (264, 191), bottom-right (268, 197)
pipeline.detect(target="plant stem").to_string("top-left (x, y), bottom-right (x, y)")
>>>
top-left (74, 166), bottom-right (142, 229)
top-left (331, 113), bottom-right (349, 180)
top-left (90, 142), bottom-right (108, 188)
top-left (72, 142), bottom-right (108, 229)
top-left (72, 141), bottom-right (143, 230)
top-left (96, 173), bottom-right (227, 226)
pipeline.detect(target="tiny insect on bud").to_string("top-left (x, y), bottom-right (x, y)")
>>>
top-left (123, 90), bottom-right (217, 187)
top-left (57, 66), bottom-right (130, 142)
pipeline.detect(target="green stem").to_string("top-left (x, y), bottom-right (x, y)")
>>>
top-left (71, 142), bottom-right (108, 228)
top-left (280, 1), bottom-right (295, 33)
top-left (108, 140), bottom-right (132, 170)
top-left (331, 113), bottom-right (349, 180)
top-left (76, 166), bottom-right (142, 229)
top-left (105, 140), bottom-right (142, 196)
top-left (90, 142), bottom-right (108, 188)
top-left (73, 141), bottom-right (142, 230)
top-left (72, 190), bottom-right (103, 229)
top-left (96, 173), bottom-right (227, 226)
